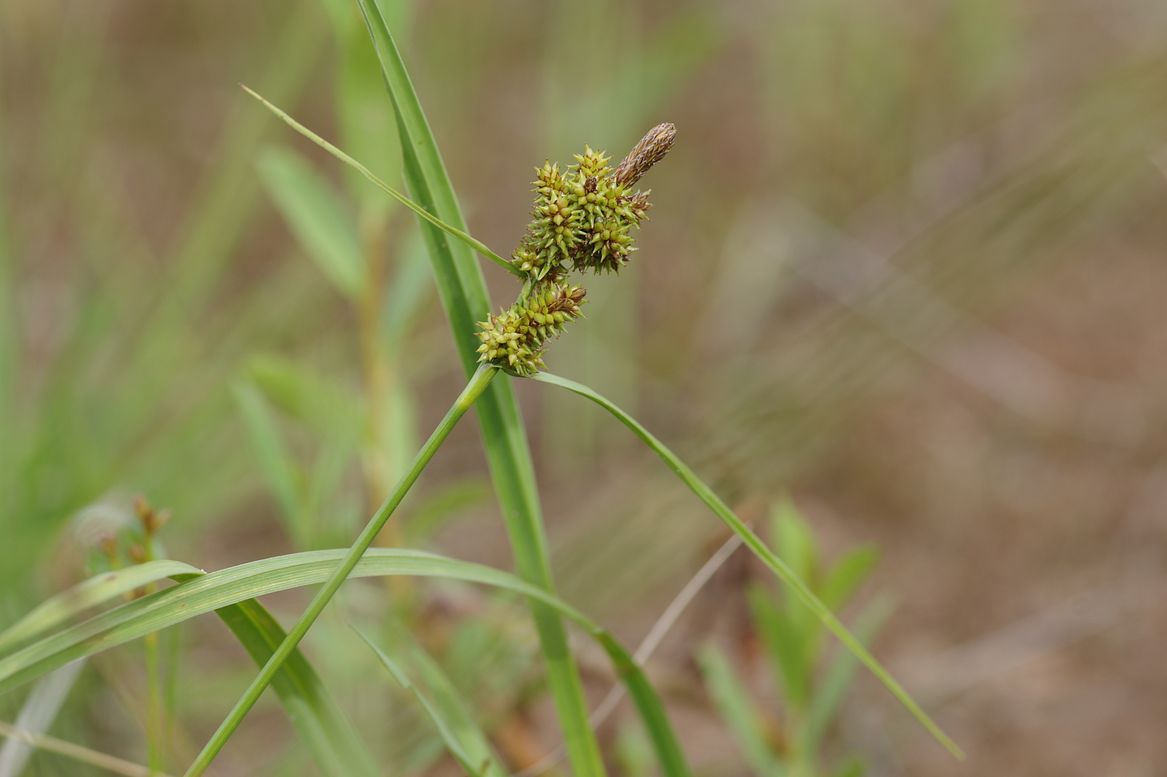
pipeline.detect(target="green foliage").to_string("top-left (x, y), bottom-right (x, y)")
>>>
top-left (257, 145), bottom-right (366, 298)
top-left (535, 372), bottom-right (958, 758)
top-left (701, 503), bottom-right (892, 777)
top-left (350, 2), bottom-right (607, 773)
top-left (357, 628), bottom-right (504, 777)
top-left (0, 547), bottom-right (688, 776)
top-left (0, 3), bottom-right (989, 773)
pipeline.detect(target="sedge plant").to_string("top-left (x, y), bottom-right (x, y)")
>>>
top-left (0, 6), bottom-right (962, 775)
top-left (193, 39), bottom-right (956, 777)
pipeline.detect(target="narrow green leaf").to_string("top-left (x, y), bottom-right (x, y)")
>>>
top-left (321, 0), bottom-right (412, 213)
top-left (0, 560), bottom-right (203, 653)
top-left (820, 546), bottom-right (879, 613)
top-left (381, 228), bottom-right (432, 347)
top-left (802, 598), bottom-right (892, 756)
top-left (774, 502), bottom-right (817, 588)
top-left (185, 364), bottom-right (499, 777)
top-left (747, 584), bottom-right (809, 708)
top-left (534, 371), bottom-right (963, 760)
top-left (697, 644), bottom-right (782, 776)
top-left (0, 567), bottom-right (377, 776)
top-left (257, 145), bottom-right (365, 297)
top-left (232, 381), bottom-right (305, 543)
top-left (350, 4), bottom-right (606, 774)
top-left (356, 629), bottom-right (496, 777)
top-left (217, 600), bottom-right (379, 777)
top-left (397, 633), bottom-right (503, 776)
top-left (0, 548), bottom-right (690, 776)
top-left (241, 85), bottom-right (520, 279)
top-left (245, 354), bottom-right (363, 443)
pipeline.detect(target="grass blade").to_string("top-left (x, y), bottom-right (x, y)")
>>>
top-left (216, 600), bottom-right (380, 777)
top-left (0, 560), bottom-right (203, 653)
top-left (802, 598), bottom-right (893, 757)
top-left (350, 4), bottom-right (607, 774)
top-left (257, 145), bottom-right (365, 298)
top-left (697, 645), bottom-right (783, 776)
top-left (232, 381), bottom-right (306, 546)
top-left (0, 567), bottom-right (377, 777)
top-left (242, 85), bottom-right (519, 279)
top-left (184, 365), bottom-right (498, 776)
top-left (533, 371), bottom-right (964, 760)
top-left (0, 547), bottom-right (690, 776)
top-left (356, 628), bottom-right (498, 776)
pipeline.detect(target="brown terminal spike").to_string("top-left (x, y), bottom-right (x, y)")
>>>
top-left (613, 122), bottom-right (677, 188)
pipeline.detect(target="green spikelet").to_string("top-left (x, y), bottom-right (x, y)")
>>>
top-left (475, 283), bottom-right (586, 376)
top-left (496, 125), bottom-right (673, 372)
top-left (573, 145), bottom-right (612, 179)
top-left (525, 162), bottom-right (582, 275)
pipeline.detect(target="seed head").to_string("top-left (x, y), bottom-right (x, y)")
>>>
top-left (476, 283), bottom-right (586, 376)
top-left (613, 122), bottom-right (676, 188)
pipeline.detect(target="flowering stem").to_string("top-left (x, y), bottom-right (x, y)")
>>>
top-left (184, 365), bottom-right (499, 777)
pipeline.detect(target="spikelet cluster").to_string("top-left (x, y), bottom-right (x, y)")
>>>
top-left (479, 124), bottom-right (674, 375)
top-left (475, 283), bottom-right (586, 376)
top-left (514, 138), bottom-right (663, 280)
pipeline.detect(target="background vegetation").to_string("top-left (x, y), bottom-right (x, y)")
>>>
top-left (3, 0), bottom-right (1167, 775)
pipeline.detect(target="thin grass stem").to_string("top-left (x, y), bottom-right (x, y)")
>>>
top-left (183, 365), bottom-right (498, 776)
top-left (242, 86), bottom-right (521, 280)
top-left (0, 720), bottom-right (171, 777)
top-left (534, 371), bottom-right (964, 760)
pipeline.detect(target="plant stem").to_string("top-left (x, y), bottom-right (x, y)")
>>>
top-left (534, 372), bottom-right (964, 760)
top-left (0, 721), bottom-right (171, 777)
top-left (183, 365), bottom-right (498, 776)
top-left (350, 6), bottom-right (608, 772)
top-left (145, 630), bottom-right (163, 774)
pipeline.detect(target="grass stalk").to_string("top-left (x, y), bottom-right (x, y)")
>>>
top-left (351, 4), bottom-right (608, 773)
top-left (145, 630), bottom-right (164, 773)
top-left (534, 372), bottom-right (963, 760)
top-left (183, 365), bottom-right (498, 776)
top-left (0, 721), bottom-right (171, 777)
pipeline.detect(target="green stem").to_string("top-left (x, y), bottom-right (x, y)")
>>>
top-left (145, 630), bottom-right (162, 774)
top-left (184, 365), bottom-right (498, 776)
top-left (349, 5), bottom-right (607, 772)
top-left (533, 372), bottom-right (964, 760)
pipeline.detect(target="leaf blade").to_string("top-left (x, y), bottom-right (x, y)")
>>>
top-left (0, 560), bottom-right (203, 653)
top-left (533, 371), bottom-right (963, 760)
top-left (242, 85), bottom-right (518, 278)
top-left (257, 145), bottom-right (365, 297)
top-left (0, 548), bottom-right (690, 776)
top-left (350, 5), bottom-right (607, 775)
top-left (216, 600), bottom-right (380, 777)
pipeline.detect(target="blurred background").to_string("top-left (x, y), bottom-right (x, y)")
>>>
top-left (3, 0), bottom-right (1167, 775)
